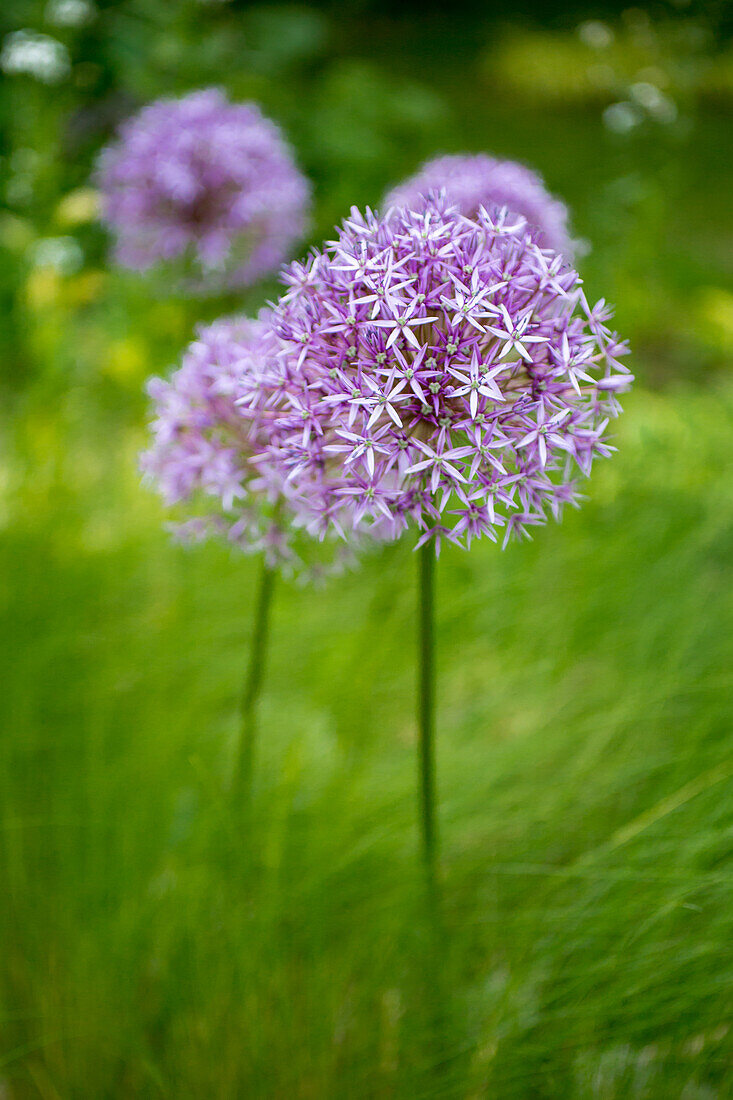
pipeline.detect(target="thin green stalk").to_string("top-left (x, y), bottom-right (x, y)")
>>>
top-left (417, 541), bottom-right (437, 877)
top-left (234, 557), bottom-right (276, 801)
top-left (416, 542), bottom-right (451, 1084)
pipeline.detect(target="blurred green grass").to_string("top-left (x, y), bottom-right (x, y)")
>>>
top-left (2, 379), bottom-right (733, 1095)
top-left (2, 2), bottom-right (733, 1097)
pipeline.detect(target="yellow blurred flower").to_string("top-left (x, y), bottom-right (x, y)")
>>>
top-left (695, 288), bottom-right (733, 354)
top-left (65, 270), bottom-right (106, 307)
top-left (25, 266), bottom-right (105, 312)
top-left (56, 187), bottom-right (101, 226)
top-left (484, 33), bottom-right (610, 104)
top-left (105, 336), bottom-right (148, 384)
top-left (26, 267), bottom-right (61, 309)
top-left (0, 212), bottom-right (34, 252)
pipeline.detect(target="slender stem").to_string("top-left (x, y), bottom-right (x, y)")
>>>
top-left (416, 546), bottom-right (449, 1084)
top-left (417, 542), bottom-right (437, 874)
top-left (234, 557), bottom-right (276, 800)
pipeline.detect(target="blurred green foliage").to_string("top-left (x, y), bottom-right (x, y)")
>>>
top-left (1, 1), bottom-right (732, 392)
top-left (1, 2), bottom-right (733, 1097)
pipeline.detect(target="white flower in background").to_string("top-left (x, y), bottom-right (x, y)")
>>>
top-left (630, 82), bottom-right (678, 123)
top-left (603, 83), bottom-right (678, 134)
top-left (29, 236), bottom-right (83, 274)
top-left (577, 21), bottom-right (614, 50)
top-left (46, 0), bottom-right (95, 27)
top-left (1, 30), bottom-right (70, 83)
top-left (602, 102), bottom-right (641, 134)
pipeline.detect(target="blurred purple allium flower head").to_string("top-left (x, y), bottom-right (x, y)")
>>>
top-left (141, 313), bottom-right (360, 578)
top-left (256, 197), bottom-right (631, 553)
top-left (97, 89), bottom-right (310, 291)
top-left (385, 154), bottom-right (575, 258)
top-left (141, 312), bottom-right (292, 565)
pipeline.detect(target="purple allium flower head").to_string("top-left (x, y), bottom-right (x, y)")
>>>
top-left (141, 312), bottom-right (363, 578)
top-left (141, 312), bottom-right (292, 564)
top-left (97, 89), bottom-right (310, 290)
top-left (257, 197), bottom-right (631, 553)
top-left (385, 154), bottom-right (575, 258)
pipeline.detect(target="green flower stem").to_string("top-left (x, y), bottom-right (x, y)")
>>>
top-left (417, 541), bottom-right (438, 878)
top-left (234, 557), bottom-right (276, 801)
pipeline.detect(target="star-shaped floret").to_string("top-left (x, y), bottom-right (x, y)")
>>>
top-left (447, 350), bottom-right (508, 418)
top-left (350, 374), bottom-right (411, 429)
top-left (324, 426), bottom-right (392, 476)
top-left (484, 306), bottom-right (549, 362)
top-left (378, 345), bottom-right (438, 404)
top-left (516, 405), bottom-right (574, 467)
top-left (371, 299), bottom-right (439, 349)
top-left (335, 476), bottom-right (398, 524)
top-left (405, 441), bottom-right (473, 494)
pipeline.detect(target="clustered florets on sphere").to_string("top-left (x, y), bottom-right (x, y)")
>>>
top-left (253, 196), bottom-right (631, 553)
top-left (141, 312), bottom-right (296, 563)
top-left (385, 154), bottom-right (575, 258)
top-left (141, 313), bottom-right (366, 578)
top-left (97, 88), bottom-right (310, 290)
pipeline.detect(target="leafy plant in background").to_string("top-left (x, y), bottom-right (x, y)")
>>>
top-left (254, 195), bottom-right (632, 875)
top-left (96, 88), bottom-right (310, 293)
top-left (487, 7), bottom-right (728, 121)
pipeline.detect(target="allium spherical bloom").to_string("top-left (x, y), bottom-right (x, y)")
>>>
top-left (97, 89), bottom-right (310, 289)
top-left (385, 154), bottom-right (574, 257)
top-left (141, 312), bottom-right (295, 563)
top-left (257, 198), bottom-right (631, 552)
